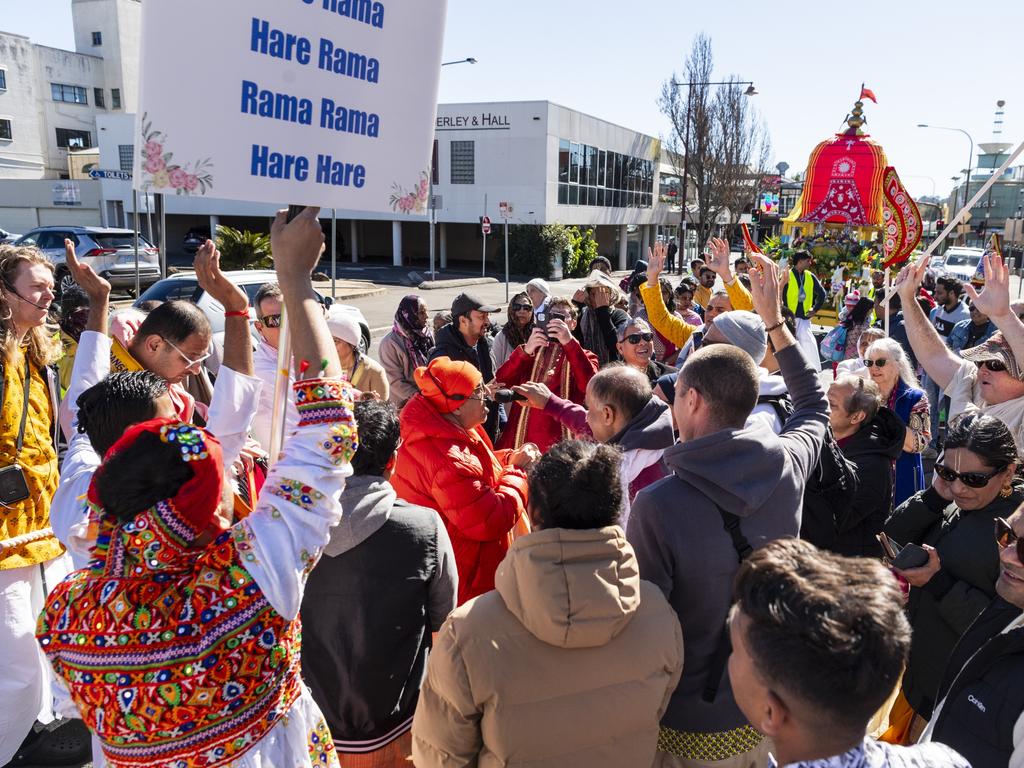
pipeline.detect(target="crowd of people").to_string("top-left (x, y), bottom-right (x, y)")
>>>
top-left (3, 217), bottom-right (1024, 768)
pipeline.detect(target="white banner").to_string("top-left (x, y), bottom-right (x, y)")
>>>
top-left (134, 0), bottom-right (447, 215)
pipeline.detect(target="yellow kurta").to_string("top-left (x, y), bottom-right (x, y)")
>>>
top-left (0, 347), bottom-right (62, 568)
top-left (641, 279), bottom-right (754, 349)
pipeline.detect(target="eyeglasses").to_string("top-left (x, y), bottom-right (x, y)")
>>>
top-left (934, 462), bottom-right (1007, 488)
top-left (996, 517), bottom-right (1024, 562)
top-left (259, 314), bottom-right (282, 328)
top-left (510, 303), bottom-right (532, 312)
top-left (162, 337), bottom-right (212, 369)
top-left (979, 359), bottom-right (1009, 373)
top-left (863, 358), bottom-right (888, 368)
top-left (623, 332), bottom-right (654, 345)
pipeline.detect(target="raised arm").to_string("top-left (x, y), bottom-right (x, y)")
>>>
top-left (706, 237), bottom-right (754, 312)
top-left (965, 253), bottom-right (1024, 366)
top-left (642, 242), bottom-right (694, 348)
top-left (194, 239), bottom-right (253, 377)
top-left (895, 258), bottom-right (963, 390)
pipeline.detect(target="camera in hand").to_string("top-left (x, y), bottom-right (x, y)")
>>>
top-left (491, 389), bottom-right (526, 404)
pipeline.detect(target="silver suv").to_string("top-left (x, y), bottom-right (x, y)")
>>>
top-left (15, 226), bottom-right (161, 296)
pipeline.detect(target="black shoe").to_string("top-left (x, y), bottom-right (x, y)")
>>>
top-left (0, 718), bottom-right (91, 767)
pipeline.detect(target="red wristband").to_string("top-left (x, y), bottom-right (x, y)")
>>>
top-left (224, 309), bottom-right (249, 318)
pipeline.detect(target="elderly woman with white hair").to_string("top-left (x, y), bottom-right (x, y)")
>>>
top-left (865, 336), bottom-right (930, 506)
top-left (327, 306), bottom-right (390, 400)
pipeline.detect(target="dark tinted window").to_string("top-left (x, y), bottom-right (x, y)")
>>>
top-left (92, 232), bottom-right (156, 249)
top-left (136, 279), bottom-right (200, 304)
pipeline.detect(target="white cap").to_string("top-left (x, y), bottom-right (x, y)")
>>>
top-left (326, 307), bottom-right (362, 349)
top-left (526, 278), bottom-right (551, 297)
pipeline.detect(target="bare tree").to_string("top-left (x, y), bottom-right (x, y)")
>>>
top-left (660, 34), bottom-right (772, 255)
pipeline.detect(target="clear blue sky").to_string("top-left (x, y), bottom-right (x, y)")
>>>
top-left (6, 0), bottom-right (1022, 201)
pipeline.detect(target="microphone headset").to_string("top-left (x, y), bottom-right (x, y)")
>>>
top-left (2, 281), bottom-right (51, 311)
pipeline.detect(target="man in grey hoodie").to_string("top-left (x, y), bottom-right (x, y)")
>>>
top-left (628, 253), bottom-right (829, 768)
top-left (301, 400), bottom-right (457, 761)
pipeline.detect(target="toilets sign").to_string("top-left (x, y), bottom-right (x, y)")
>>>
top-left (134, 0), bottom-right (448, 215)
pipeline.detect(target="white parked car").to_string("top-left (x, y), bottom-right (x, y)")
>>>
top-left (0, 227), bottom-right (21, 244)
top-left (935, 247), bottom-right (985, 283)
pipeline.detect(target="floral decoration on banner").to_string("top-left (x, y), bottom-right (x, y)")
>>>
top-left (880, 166), bottom-right (922, 268)
top-left (389, 170), bottom-right (430, 214)
top-left (139, 112), bottom-right (214, 195)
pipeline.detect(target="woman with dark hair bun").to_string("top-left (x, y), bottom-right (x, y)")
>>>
top-left (882, 412), bottom-right (1023, 744)
top-left (412, 440), bottom-right (684, 768)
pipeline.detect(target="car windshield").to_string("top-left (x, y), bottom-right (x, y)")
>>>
top-left (93, 233), bottom-right (156, 249)
top-left (136, 279), bottom-right (200, 304)
top-left (944, 253), bottom-right (981, 267)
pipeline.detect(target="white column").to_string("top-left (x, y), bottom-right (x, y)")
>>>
top-left (439, 222), bottom-right (448, 269)
top-left (392, 220), bottom-right (402, 267)
top-left (618, 224), bottom-right (628, 271)
top-left (350, 220), bottom-right (359, 263)
top-left (209, 215), bottom-right (219, 238)
top-left (641, 225), bottom-right (651, 261)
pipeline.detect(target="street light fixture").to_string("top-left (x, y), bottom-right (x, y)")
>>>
top-left (918, 123), bottom-right (975, 243)
top-left (670, 79), bottom-right (757, 272)
top-left (430, 56), bottom-right (478, 279)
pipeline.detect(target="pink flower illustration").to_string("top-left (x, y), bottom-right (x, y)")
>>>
top-left (144, 141), bottom-right (163, 159)
top-left (145, 156), bottom-right (165, 174)
top-left (418, 178), bottom-right (428, 195)
top-left (169, 168), bottom-right (188, 189)
top-left (151, 170), bottom-right (171, 189)
top-left (184, 175), bottom-right (198, 192)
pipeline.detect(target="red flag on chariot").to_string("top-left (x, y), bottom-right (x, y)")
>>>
top-left (860, 86), bottom-right (878, 104)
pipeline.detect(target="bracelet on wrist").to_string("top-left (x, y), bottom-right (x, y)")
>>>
top-left (224, 309), bottom-right (249, 318)
top-left (765, 320), bottom-right (785, 333)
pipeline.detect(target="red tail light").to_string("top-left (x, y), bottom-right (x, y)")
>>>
top-left (81, 248), bottom-right (117, 258)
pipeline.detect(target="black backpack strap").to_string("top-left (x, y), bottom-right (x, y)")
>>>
top-left (702, 506), bottom-right (753, 703)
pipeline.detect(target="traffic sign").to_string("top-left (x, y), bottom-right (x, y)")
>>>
top-left (498, 201), bottom-right (513, 219)
top-left (89, 168), bottom-right (133, 181)
top-left (481, 215), bottom-right (491, 235)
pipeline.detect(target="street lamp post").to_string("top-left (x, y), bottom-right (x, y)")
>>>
top-left (429, 57), bottom-right (478, 280)
top-left (671, 79), bottom-right (757, 273)
top-left (918, 124), bottom-right (975, 244)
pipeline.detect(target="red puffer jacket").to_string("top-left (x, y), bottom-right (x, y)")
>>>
top-left (391, 394), bottom-right (529, 605)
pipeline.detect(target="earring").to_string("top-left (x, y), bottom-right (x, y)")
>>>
top-left (1001, 483), bottom-right (1014, 499)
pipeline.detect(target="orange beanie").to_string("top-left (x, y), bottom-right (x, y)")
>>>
top-left (414, 357), bottom-right (482, 414)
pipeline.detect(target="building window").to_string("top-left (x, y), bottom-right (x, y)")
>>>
top-left (555, 138), bottom-right (653, 208)
top-left (0, 119), bottom-right (11, 141)
top-left (51, 83), bottom-right (88, 104)
top-left (0, 70), bottom-right (6, 91)
top-left (92, 31), bottom-right (102, 46)
top-left (94, 88), bottom-right (105, 108)
top-left (111, 88), bottom-right (121, 109)
top-left (558, 139), bottom-right (569, 184)
top-left (450, 140), bottom-right (474, 184)
top-left (118, 144), bottom-right (134, 172)
top-left (431, 139), bottom-right (438, 185)
top-left (56, 128), bottom-right (92, 149)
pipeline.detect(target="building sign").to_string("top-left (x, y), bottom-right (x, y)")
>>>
top-left (134, 0), bottom-right (448, 215)
top-left (52, 182), bottom-right (82, 207)
top-left (436, 112), bottom-right (511, 130)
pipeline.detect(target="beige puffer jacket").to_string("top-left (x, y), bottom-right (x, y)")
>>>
top-left (412, 526), bottom-right (683, 767)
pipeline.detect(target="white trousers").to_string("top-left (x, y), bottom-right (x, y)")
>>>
top-left (0, 555), bottom-right (71, 764)
top-left (794, 318), bottom-right (820, 370)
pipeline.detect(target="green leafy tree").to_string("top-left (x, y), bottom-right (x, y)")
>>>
top-left (215, 226), bottom-right (273, 270)
top-left (566, 226), bottom-right (599, 277)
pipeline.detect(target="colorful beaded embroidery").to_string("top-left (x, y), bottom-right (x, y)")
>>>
top-left (320, 422), bottom-right (358, 467)
top-left (159, 423), bottom-right (210, 462)
top-left (269, 479), bottom-right (324, 512)
top-left (293, 377), bottom-right (356, 428)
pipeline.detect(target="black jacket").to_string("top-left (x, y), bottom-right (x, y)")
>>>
top-left (572, 303), bottom-right (629, 363)
top-left (301, 478), bottom-right (457, 750)
top-left (931, 597), bottom-right (1024, 768)
top-left (430, 323), bottom-right (499, 439)
top-left (884, 483), bottom-right (1024, 719)
top-left (802, 407), bottom-right (905, 557)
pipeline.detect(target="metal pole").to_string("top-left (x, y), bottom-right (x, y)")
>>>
top-left (504, 218), bottom-right (510, 302)
top-left (145, 193), bottom-right (154, 248)
top-left (883, 267), bottom-right (891, 337)
top-left (268, 308), bottom-right (291, 464)
top-left (482, 193), bottom-right (488, 277)
top-left (962, 136), bottom-right (974, 244)
top-left (331, 208), bottom-right (337, 300)
top-left (132, 188), bottom-right (140, 296)
top-left (429, 177), bottom-right (436, 281)
top-left (678, 83), bottom-right (693, 275)
top-left (157, 193), bottom-right (167, 278)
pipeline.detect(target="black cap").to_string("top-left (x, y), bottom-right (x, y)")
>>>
top-left (451, 292), bottom-right (500, 317)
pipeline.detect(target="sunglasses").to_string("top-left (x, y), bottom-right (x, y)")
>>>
top-left (162, 337), bottom-right (212, 369)
top-left (996, 517), bottom-right (1024, 562)
top-left (623, 332), bottom-right (654, 345)
top-left (425, 369), bottom-right (487, 403)
top-left (934, 462), bottom-right (1007, 488)
top-left (863, 358), bottom-right (888, 368)
top-left (510, 303), bottom-right (532, 312)
top-left (979, 359), bottom-right (1009, 373)
top-left (259, 313), bottom-right (282, 328)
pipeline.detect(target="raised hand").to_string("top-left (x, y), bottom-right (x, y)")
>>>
top-left (64, 238), bottom-right (110, 301)
top-left (893, 256), bottom-right (931, 304)
top-left (270, 206), bottom-right (324, 283)
top-left (524, 327), bottom-right (550, 355)
top-left (705, 237), bottom-right (733, 279)
top-left (964, 253), bottom-right (1011, 320)
top-left (512, 381), bottom-right (553, 410)
top-left (194, 240), bottom-right (248, 313)
top-left (646, 242), bottom-right (666, 287)
top-left (747, 252), bottom-right (784, 326)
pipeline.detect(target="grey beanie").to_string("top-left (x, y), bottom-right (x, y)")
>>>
top-left (711, 310), bottom-right (767, 364)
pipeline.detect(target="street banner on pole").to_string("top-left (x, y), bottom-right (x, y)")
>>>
top-left (134, 0), bottom-right (447, 215)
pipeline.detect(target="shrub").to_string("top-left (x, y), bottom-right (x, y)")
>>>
top-left (215, 226), bottom-right (272, 270)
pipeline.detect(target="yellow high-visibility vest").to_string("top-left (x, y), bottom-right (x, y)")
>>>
top-left (786, 270), bottom-right (815, 316)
